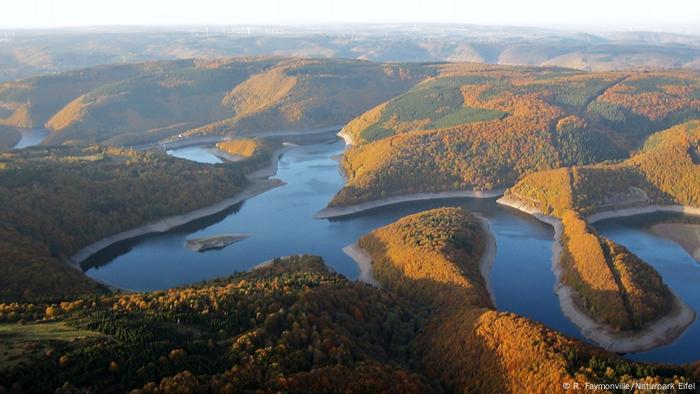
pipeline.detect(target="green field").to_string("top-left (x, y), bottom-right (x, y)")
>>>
top-left (0, 322), bottom-right (101, 370)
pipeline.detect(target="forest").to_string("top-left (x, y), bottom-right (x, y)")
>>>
top-left (2, 216), bottom-right (697, 393)
top-left (0, 56), bottom-right (699, 392)
top-left (0, 144), bottom-right (279, 301)
top-left (498, 121), bottom-right (700, 334)
top-left (216, 138), bottom-right (282, 159)
top-left (0, 58), bottom-right (431, 148)
top-left (0, 256), bottom-right (431, 392)
top-left (506, 120), bottom-right (700, 216)
top-left (356, 208), bottom-right (696, 392)
top-left (559, 211), bottom-right (672, 331)
top-left (330, 67), bottom-right (700, 207)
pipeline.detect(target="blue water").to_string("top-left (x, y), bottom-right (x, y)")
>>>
top-left (83, 138), bottom-right (700, 363)
top-left (13, 128), bottom-right (48, 149)
top-left (596, 216), bottom-right (700, 364)
top-left (166, 146), bottom-right (222, 163)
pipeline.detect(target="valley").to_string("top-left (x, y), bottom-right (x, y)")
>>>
top-left (1, 56), bottom-right (700, 392)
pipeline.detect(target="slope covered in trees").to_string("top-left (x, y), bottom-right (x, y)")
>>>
top-left (559, 211), bottom-right (672, 331)
top-left (499, 121), bottom-right (700, 335)
top-left (216, 137), bottom-right (282, 159)
top-left (0, 145), bottom-right (277, 301)
top-left (0, 58), bottom-right (430, 147)
top-left (1, 231), bottom-right (696, 392)
top-left (356, 208), bottom-right (695, 392)
top-left (0, 256), bottom-right (432, 393)
top-left (506, 120), bottom-right (700, 216)
top-left (331, 66), bottom-right (699, 207)
top-left (0, 126), bottom-right (20, 151)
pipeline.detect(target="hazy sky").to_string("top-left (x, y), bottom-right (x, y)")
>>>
top-left (2, 0), bottom-right (699, 33)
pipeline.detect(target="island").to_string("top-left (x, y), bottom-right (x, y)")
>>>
top-left (185, 234), bottom-right (251, 252)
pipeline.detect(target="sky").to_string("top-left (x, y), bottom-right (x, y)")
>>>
top-left (1, 0), bottom-right (699, 33)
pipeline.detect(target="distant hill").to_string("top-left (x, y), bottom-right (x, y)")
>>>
top-left (0, 25), bottom-right (698, 81)
top-left (0, 58), bottom-right (430, 147)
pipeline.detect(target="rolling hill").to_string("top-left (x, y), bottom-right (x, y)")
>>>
top-left (1, 214), bottom-right (697, 392)
top-left (0, 58), bottom-right (431, 148)
top-left (330, 66), bottom-right (700, 207)
top-left (0, 25), bottom-right (698, 82)
top-left (505, 120), bottom-right (700, 216)
top-left (0, 144), bottom-right (277, 301)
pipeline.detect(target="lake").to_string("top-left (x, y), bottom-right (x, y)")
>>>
top-left (84, 136), bottom-right (700, 363)
top-left (596, 215), bottom-right (700, 363)
top-left (13, 128), bottom-right (49, 149)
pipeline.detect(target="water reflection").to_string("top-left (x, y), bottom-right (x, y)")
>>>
top-left (84, 138), bottom-right (700, 363)
top-left (596, 214), bottom-right (700, 363)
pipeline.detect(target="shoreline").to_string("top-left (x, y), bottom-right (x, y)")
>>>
top-left (337, 128), bottom-right (355, 146)
top-left (342, 215), bottom-right (498, 300)
top-left (587, 204), bottom-right (700, 224)
top-left (70, 147), bottom-right (289, 266)
top-left (71, 178), bottom-right (284, 266)
top-left (206, 147), bottom-right (243, 163)
top-left (314, 188), bottom-right (505, 219)
top-left (246, 146), bottom-right (290, 180)
top-left (475, 214), bottom-right (498, 307)
top-left (342, 244), bottom-right (380, 287)
top-left (160, 125), bottom-right (343, 150)
top-left (496, 195), bottom-right (697, 353)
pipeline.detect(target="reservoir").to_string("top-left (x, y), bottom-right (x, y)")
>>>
top-left (12, 128), bottom-right (49, 149)
top-left (83, 136), bottom-right (700, 363)
top-left (596, 215), bottom-right (700, 363)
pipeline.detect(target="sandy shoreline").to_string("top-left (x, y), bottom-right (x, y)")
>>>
top-left (496, 195), bottom-right (696, 353)
top-left (342, 244), bottom-right (380, 287)
top-left (587, 204), bottom-right (700, 224)
top-left (315, 188), bottom-right (505, 219)
top-left (70, 178), bottom-right (284, 266)
top-left (70, 145), bottom-right (291, 266)
top-left (342, 216), bottom-right (498, 300)
top-left (475, 214), bottom-right (498, 306)
top-left (337, 128), bottom-right (355, 145)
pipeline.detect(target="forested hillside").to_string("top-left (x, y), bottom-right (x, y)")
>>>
top-left (2, 219), bottom-right (696, 393)
top-left (506, 120), bottom-right (700, 216)
top-left (331, 66), bottom-right (700, 207)
top-left (0, 256), bottom-right (432, 392)
top-left (0, 126), bottom-right (20, 151)
top-left (216, 138), bottom-right (282, 160)
top-left (356, 208), bottom-right (695, 392)
top-left (0, 145), bottom-right (275, 301)
top-left (0, 58), bottom-right (430, 147)
top-left (559, 211), bottom-right (672, 331)
top-left (498, 121), bottom-right (700, 336)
